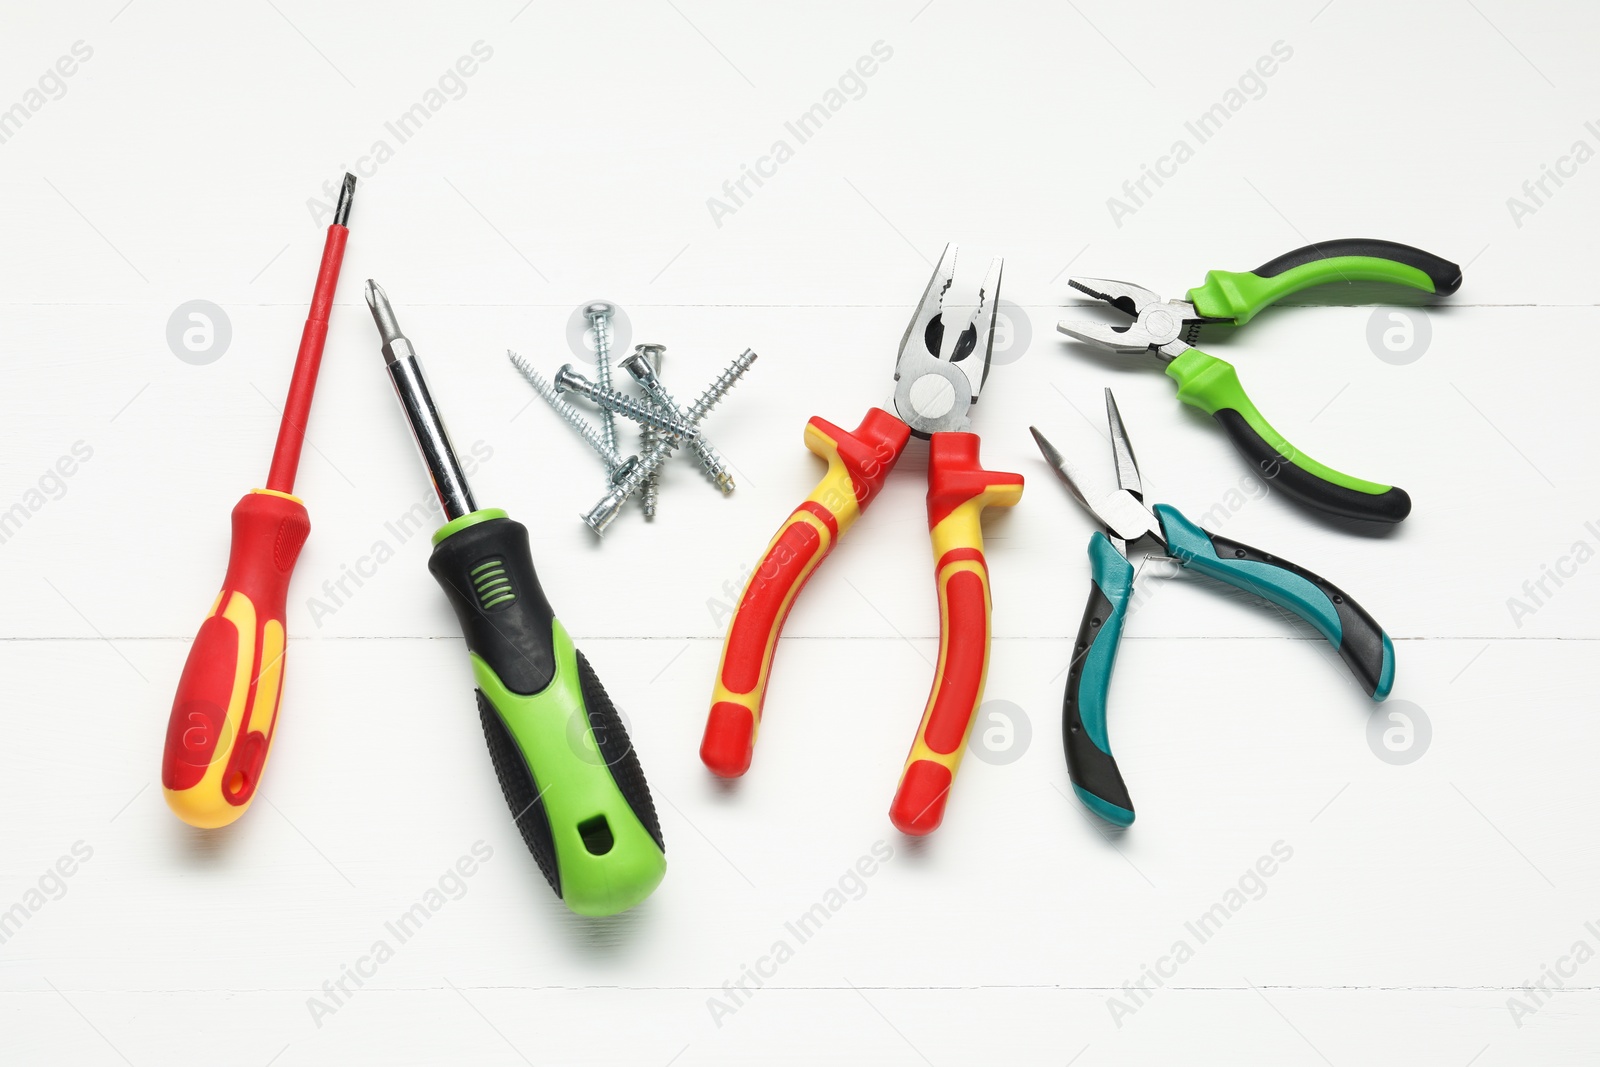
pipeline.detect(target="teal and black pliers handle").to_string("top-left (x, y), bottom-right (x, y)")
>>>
top-left (1061, 239), bottom-right (1462, 525)
top-left (1063, 507), bottom-right (1393, 826)
top-left (1032, 391), bottom-right (1395, 827)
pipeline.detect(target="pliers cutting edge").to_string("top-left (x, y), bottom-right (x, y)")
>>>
top-left (1059, 239), bottom-right (1461, 524)
top-left (1031, 390), bottom-right (1394, 827)
top-left (702, 245), bottom-right (1024, 836)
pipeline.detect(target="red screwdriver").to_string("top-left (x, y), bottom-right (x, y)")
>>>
top-left (162, 174), bottom-right (355, 828)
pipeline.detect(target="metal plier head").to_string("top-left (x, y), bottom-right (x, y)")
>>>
top-left (1057, 278), bottom-right (1212, 363)
top-left (1029, 390), bottom-right (1164, 554)
top-left (892, 244), bottom-right (1004, 436)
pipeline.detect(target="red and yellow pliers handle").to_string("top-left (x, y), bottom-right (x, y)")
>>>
top-left (700, 408), bottom-right (1021, 835)
top-left (889, 433), bottom-right (1022, 834)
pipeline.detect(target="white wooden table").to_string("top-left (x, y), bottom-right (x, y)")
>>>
top-left (1, 1), bottom-right (1596, 1063)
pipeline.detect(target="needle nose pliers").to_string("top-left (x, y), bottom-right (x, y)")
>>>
top-left (701, 244), bottom-right (1023, 836)
top-left (1031, 390), bottom-right (1394, 827)
top-left (1058, 239), bottom-right (1461, 524)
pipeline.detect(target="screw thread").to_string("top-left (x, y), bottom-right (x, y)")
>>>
top-left (561, 371), bottom-right (697, 437)
top-left (639, 347), bottom-right (663, 518)
top-left (640, 427), bottom-right (660, 519)
top-left (590, 314), bottom-right (618, 455)
top-left (582, 349), bottom-right (758, 534)
top-left (688, 348), bottom-right (758, 422)
top-left (635, 377), bottom-right (735, 493)
top-left (615, 434), bottom-right (677, 498)
top-left (508, 351), bottom-right (621, 469)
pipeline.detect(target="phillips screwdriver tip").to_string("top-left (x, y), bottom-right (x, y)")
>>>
top-left (333, 172), bottom-right (357, 228)
top-left (364, 279), bottom-right (405, 359)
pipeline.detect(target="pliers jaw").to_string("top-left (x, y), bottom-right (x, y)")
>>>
top-left (1058, 277), bottom-right (1208, 362)
top-left (892, 244), bottom-right (1004, 437)
top-left (1028, 412), bottom-right (1164, 551)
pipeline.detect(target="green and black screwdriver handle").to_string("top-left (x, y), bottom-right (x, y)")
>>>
top-left (365, 280), bottom-right (665, 917)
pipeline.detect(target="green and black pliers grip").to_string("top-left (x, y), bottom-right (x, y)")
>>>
top-left (1059, 239), bottom-right (1462, 524)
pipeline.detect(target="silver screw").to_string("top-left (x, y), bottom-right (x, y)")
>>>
top-left (585, 433), bottom-right (678, 536)
top-left (508, 351), bottom-right (629, 477)
top-left (554, 364), bottom-right (699, 439)
top-left (636, 345), bottom-right (664, 521)
top-left (583, 348), bottom-right (757, 535)
top-left (584, 302), bottom-right (619, 460)
top-left (685, 347), bottom-right (758, 422)
top-left (622, 347), bottom-right (736, 495)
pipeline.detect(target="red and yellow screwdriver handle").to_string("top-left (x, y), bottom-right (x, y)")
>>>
top-left (888, 434), bottom-right (1022, 835)
top-left (162, 490), bottom-right (309, 828)
top-left (701, 408), bottom-right (912, 777)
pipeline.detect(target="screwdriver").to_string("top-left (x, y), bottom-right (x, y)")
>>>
top-left (364, 280), bottom-right (666, 916)
top-left (161, 174), bottom-right (356, 829)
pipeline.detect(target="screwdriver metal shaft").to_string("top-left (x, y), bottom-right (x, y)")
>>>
top-left (365, 280), bottom-right (476, 520)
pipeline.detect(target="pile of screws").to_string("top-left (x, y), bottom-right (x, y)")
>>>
top-left (509, 302), bottom-right (758, 536)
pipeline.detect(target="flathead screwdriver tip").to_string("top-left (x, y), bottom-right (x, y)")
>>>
top-left (333, 172), bottom-right (357, 227)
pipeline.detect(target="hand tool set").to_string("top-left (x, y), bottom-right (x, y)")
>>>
top-left (1059, 239), bottom-right (1460, 523)
top-left (508, 302), bottom-right (758, 533)
top-left (1032, 390), bottom-right (1393, 827)
top-left (162, 173), bottom-right (356, 829)
top-left (700, 245), bottom-right (1023, 836)
top-left (365, 281), bottom-right (666, 916)
top-left (159, 171), bottom-right (1456, 912)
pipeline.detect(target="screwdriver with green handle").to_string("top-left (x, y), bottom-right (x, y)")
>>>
top-left (1059, 239), bottom-right (1462, 524)
top-left (364, 280), bottom-right (665, 916)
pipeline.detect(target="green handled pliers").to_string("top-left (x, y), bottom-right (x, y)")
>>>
top-left (1058, 239), bottom-right (1461, 524)
top-left (1031, 390), bottom-right (1395, 827)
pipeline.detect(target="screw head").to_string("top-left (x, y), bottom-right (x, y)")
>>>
top-left (583, 301), bottom-right (615, 323)
top-left (611, 455), bottom-right (641, 486)
top-left (582, 485), bottom-right (629, 535)
top-left (620, 352), bottom-right (650, 379)
top-left (553, 363), bottom-right (579, 392)
top-left (635, 343), bottom-right (666, 361)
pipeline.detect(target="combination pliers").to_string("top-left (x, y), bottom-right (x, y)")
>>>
top-left (701, 244), bottom-right (1024, 836)
top-left (1059, 239), bottom-right (1461, 524)
top-left (1031, 390), bottom-right (1394, 827)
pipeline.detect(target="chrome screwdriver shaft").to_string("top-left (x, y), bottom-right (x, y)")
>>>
top-left (365, 280), bottom-right (475, 520)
